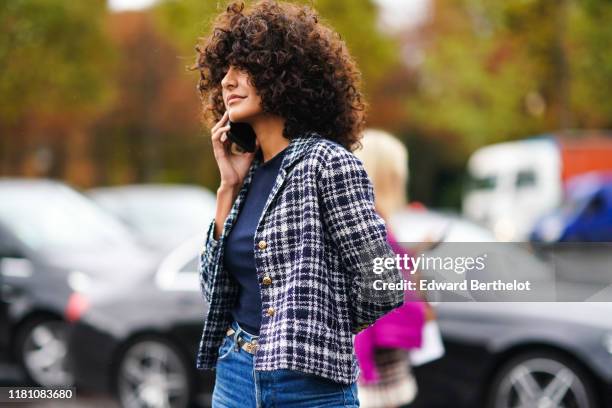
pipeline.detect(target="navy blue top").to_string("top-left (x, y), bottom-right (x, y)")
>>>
top-left (223, 147), bottom-right (287, 335)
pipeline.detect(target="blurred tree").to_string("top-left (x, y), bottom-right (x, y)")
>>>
top-left (569, 0), bottom-right (612, 128)
top-left (398, 0), bottom-right (612, 207)
top-left (92, 11), bottom-right (209, 186)
top-left (407, 0), bottom-right (612, 155)
top-left (405, 0), bottom-right (548, 158)
top-left (4, 0), bottom-right (610, 208)
top-left (0, 0), bottom-right (114, 184)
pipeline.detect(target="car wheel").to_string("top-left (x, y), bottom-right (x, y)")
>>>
top-left (487, 350), bottom-right (598, 408)
top-left (116, 336), bottom-right (192, 408)
top-left (17, 317), bottom-right (73, 386)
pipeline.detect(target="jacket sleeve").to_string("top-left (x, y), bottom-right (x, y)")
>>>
top-left (318, 147), bottom-right (405, 334)
top-left (199, 217), bottom-right (221, 304)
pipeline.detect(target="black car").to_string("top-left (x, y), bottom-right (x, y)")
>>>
top-left (67, 207), bottom-right (612, 408)
top-left (413, 301), bottom-right (612, 408)
top-left (66, 235), bottom-right (213, 408)
top-left (0, 178), bottom-right (155, 387)
top-left (391, 209), bottom-right (612, 408)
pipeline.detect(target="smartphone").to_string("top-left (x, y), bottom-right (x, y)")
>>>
top-left (227, 121), bottom-right (257, 153)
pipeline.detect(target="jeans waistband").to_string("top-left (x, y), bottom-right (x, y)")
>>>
top-left (230, 320), bottom-right (259, 342)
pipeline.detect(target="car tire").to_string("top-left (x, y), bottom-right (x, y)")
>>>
top-left (486, 349), bottom-right (598, 408)
top-left (115, 336), bottom-right (193, 408)
top-left (15, 316), bottom-right (73, 387)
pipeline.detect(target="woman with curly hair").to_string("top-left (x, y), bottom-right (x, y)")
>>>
top-left (194, 1), bottom-right (404, 406)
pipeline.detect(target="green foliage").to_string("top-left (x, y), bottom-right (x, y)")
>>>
top-left (407, 33), bottom-right (542, 156)
top-left (568, 1), bottom-right (612, 126)
top-left (398, 0), bottom-right (612, 207)
top-left (406, 0), bottom-right (612, 161)
top-left (0, 0), bottom-right (115, 125)
top-left (3, 0), bottom-right (612, 204)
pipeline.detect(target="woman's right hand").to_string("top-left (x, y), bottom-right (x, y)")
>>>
top-left (210, 111), bottom-right (259, 190)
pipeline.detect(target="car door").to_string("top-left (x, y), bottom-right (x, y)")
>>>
top-left (0, 223), bottom-right (35, 356)
top-left (0, 226), bottom-right (19, 353)
top-left (0, 262), bottom-right (8, 354)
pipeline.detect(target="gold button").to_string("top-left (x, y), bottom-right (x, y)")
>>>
top-left (266, 307), bottom-right (275, 316)
top-left (258, 240), bottom-right (267, 250)
top-left (262, 275), bottom-right (272, 285)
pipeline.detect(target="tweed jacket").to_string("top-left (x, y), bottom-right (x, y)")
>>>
top-left (196, 131), bottom-right (405, 384)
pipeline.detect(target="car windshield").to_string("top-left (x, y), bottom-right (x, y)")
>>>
top-left (515, 169), bottom-right (537, 188)
top-left (124, 194), bottom-right (214, 237)
top-left (467, 174), bottom-right (497, 191)
top-left (0, 183), bottom-right (136, 253)
top-left (91, 189), bottom-right (215, 241)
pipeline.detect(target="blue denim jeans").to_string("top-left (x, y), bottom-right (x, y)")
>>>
top-left (212, 320), bottom-right (360, 407)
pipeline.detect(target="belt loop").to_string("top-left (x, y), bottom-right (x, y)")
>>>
top-left (233, 325), bottom-right (242, 352)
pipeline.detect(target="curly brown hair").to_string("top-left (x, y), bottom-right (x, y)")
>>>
top-left (194, 0), bottom-right (367, 151)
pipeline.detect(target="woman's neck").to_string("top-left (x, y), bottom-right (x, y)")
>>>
top-left (251, 114), bottom-right (289, 162)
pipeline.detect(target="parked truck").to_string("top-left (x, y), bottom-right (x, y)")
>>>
top-left (462, 131), bottom-right (612, 241)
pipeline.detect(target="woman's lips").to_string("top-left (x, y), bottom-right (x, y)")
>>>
top-left (228, 96), bottom-right (246, 105)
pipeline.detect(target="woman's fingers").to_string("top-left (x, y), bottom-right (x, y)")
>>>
top-left (211, 123), bottom-right (232, 167)
top-left (218, 125), bottom-right (230, 143)
top-left (211, 124), bottom-right (230, 145)
top-left (209, 111), bottom-right (251, 187)
top-left (211, 112), bottom-right (229, 144)
top-left (220, 125), bottom-right (230, 142)
top-left (211, 111), bottom-right (229, 133)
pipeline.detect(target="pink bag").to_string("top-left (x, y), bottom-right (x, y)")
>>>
top-left (354, 227), bottom-right (426, 384)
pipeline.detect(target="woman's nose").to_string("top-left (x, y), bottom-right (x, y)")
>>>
top-left (221, 67), bottom-right (237, 89)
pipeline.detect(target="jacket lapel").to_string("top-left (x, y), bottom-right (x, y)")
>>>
top-left (257, 131), bottom-right (322, 227)
top-left (220, 131), bottom-right (322, 240)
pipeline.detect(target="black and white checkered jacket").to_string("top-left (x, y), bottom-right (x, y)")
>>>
top-left (196, 131), bottom-right (405, 384)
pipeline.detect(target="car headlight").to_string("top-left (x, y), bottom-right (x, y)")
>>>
top-left (68, 270), bottom-right (93, 293)
top-left (603, 333), bottom-right (612, 355)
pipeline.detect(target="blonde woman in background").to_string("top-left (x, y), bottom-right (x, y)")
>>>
top-left (353, 129), bottom-right (427, 408)
top-left (355, 129), bottom-right (409, 221)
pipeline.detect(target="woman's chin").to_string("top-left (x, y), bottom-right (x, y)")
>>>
top-left (228, 110), bottom-right (250, 123)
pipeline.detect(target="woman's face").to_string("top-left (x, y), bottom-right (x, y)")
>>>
top-left (221, 65), bottom-right (263, 123)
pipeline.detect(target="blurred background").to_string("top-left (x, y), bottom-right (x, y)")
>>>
top-left (1, 0), bottom-right (612, 407)
top-left (2, 0), bottom-right (612, 207)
